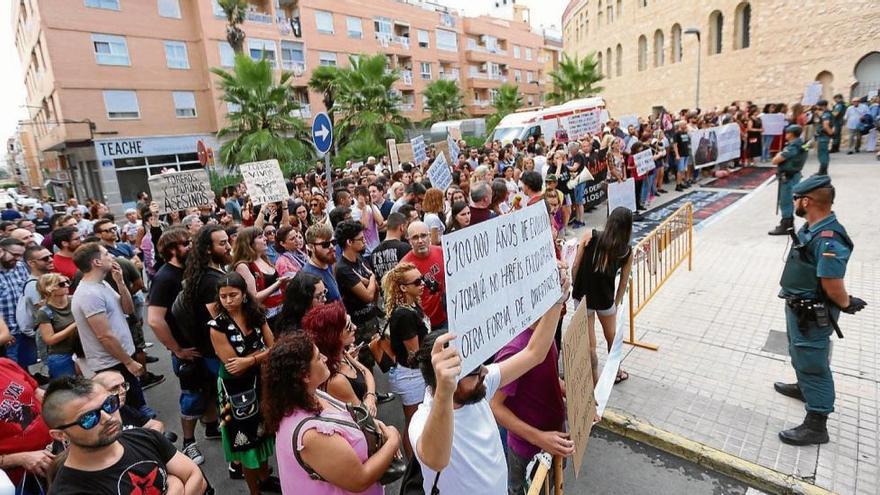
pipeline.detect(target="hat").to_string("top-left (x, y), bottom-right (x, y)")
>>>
top-left (545, 174), bottom-right (558, 182)
top-left (816, 99), bottom-right (828, 107)
top-left (125, 208), bottom-right (137, 215)
top-left (792, 175), bottom-right (832, 196)
top-left (785, 124), bottom-right (803, 137)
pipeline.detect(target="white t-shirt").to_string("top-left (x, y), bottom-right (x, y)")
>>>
top-left (424, 212), bottom-right (445, 237)
top-left (409, 364), bottom-right (506, 495)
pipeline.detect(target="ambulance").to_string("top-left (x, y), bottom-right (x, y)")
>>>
top-left (485, 97), bottom-right (608, 146)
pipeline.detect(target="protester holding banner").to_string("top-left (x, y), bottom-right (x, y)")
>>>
top-left (401, 222), bottom-right (447, 331)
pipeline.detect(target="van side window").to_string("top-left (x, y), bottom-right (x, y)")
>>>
top-left (529, 126), bottom-right (541, 137)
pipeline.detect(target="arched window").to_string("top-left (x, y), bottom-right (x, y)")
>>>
top-left (671, 24), bottom-right (682, 63)
top-left (816, 71), bottom-right (834, 102)
top-left (708, 10), bottom-right (723, 55)
top-left (853, 52), bottom-right (880, 98)
top-left (607, 3), bottom-right (613, 24)
top-left (616, 0), bottom-right (623, 19)
top-left (597, 0), bottom-right (603, 27)
top-left (596, 51), bottom-right (603, 74)
top-left (734, 2), bottom-right (751, 49)
top-left (654, 29), bottom-right (664, 67)
top-left (615, 43), bottom-right (622, 76)
top-left (606, 47), bottom-right (612, 77)
top-left (638, 35), bottom-right (647, 71)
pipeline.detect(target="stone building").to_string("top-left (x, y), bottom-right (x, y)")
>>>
top-left (561, 0), bottom-right (880, 115)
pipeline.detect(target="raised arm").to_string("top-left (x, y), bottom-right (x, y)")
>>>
top-left (416, 333), bottom-right (460, 471)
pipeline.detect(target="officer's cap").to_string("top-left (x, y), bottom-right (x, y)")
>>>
top-left (792, 175), bottom-right (832, 196)
top-left (785, 124), bottom-right (803, 137)
top-left (816, 99), bottom-right (828, 107)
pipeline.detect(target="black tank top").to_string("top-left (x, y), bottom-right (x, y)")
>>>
top-left (572, 230), bottom-right (630, 310)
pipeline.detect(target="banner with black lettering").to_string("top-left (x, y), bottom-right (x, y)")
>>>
top-left (240, 159), bottom-right (288, 205)
top-left (148, 169), bottom-right (215, 214)
top-left (584, 158), bottom-right (608, 209)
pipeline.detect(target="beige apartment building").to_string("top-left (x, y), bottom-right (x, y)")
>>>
top-left (12, 0), bottom-right (546, 213)
top-left (561, 0), bottom-right (880, 116)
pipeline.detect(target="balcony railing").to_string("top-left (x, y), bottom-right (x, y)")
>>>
top-left (393, 36), bottom-right (410, 49)
top-left (402, 71), bottom-right (413, 85)
top-left (291, 105), bottom-right (311, 119)
top-left (282, 60), bottom-right (306, 75)
top-left (440, 72), bottom-right (458, 81)
top-left (466, 42), bottom-right (507, 56)
top-left (396, 103), bottom-right (415, 111)
top-left (246, 11), bottom-right (273, 24)
top-left (469, 100), bottom-right (491, 108)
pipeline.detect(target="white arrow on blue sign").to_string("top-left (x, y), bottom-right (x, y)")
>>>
top-left (311, 112), bottom-right (333, 155)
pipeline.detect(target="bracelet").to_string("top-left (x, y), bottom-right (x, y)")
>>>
top-left (364, 392), bottom-right (377, 399)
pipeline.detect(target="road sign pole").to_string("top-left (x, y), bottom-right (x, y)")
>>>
top-left (325, 154), bottom-right (332, 199)
top-left (311, 112), bottom-right (334, 200)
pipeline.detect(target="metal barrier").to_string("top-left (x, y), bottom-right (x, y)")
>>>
top-left (527, 455), bottom-right (564, 495)
top-left (626, 202), bottom-right (694, 351)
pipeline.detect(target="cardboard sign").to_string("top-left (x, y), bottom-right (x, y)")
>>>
top-left (761, 113), bottom-right (786, 136)
top-left (617, 114), bottom-right (640, 132)
top-left (443, 202), bottom-right (561, 376)
top-left (688, 123), bottom-right (741, 169)
top-left (386, 139), bottom-right (400, 171)
top-left (633, 149), bottom-right (656, 176)
top-left (396, 143), bottom-right (414, 164)
top-left (411, 135), bottom-right (428, 165)
top-left (563, 300), bottom-right (595, 478)
top-left (148, 169), bottom-right (215, 214)
top-left (426, 153), bottom-right (453, 192)
top-left (802, 82), bottom-right (822, 106)
top-left (240, 159), bottom-right (288, 205)
top-left (566, 109), bottom-right (602, 140)
top-left (607, 178), bottom-right (637, 213)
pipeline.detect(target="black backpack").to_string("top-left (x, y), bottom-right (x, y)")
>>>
top-left (171, 288), bottom-right (198, 346)
top-left (399, 454), bottom-right (440, 495)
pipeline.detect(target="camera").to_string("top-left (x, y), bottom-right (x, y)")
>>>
top-left (423, 276), bottom-right (440, 294)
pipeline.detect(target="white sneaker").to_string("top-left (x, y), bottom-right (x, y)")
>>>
top-left (182, 442), bottom-right (205, 465)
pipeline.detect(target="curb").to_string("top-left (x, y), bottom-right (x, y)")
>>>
top-left (597, 408), bottom-right (835, 495)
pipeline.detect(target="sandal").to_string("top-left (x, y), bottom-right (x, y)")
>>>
top-left (615, 370), bottom-right (629, 384)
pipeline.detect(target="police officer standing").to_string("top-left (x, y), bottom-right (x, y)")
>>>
top-left (768, 125), bottom-right (807, 235)
top-left (774, 175), bottom-right (866, 445)
top-left (814, 100), bottom-right (834, 175)
top-left (830, 94), bottom-right (846, 153)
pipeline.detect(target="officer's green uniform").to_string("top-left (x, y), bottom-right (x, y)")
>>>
top-left (776, 134), bottom-right (807, 219)
top-left (831, 100), bottom-right (845, 152)
top-left (816, 110), bottom-right (832, 175)
top-left (779, 176), bottom-right (852, 417)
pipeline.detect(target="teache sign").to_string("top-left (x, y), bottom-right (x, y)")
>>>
top-left (442, 202), bottom-right (561, 376)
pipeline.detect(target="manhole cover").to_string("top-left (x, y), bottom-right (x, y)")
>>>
top-left (762, 330), bottom-right (788, 356)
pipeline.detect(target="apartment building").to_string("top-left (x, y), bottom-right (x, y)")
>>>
top-left (13, 0), bottom-right (547, 214)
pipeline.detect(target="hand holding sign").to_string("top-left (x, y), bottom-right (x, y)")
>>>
top-left (431, 333), bottom-right (462, 398)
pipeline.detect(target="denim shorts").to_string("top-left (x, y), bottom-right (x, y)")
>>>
top-left (572, 181), bottom-right (587, 204)
top-left (388, 365), bottom-right (426, 406)
top-left (677, 157), bottom-right (689, 172)
top-left (46, 353), bottom-right (76, 379)
top-left (172, 355), bottom-right (221, 419)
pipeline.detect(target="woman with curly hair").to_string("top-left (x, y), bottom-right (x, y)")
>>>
top-left (263, 332), bottom-right (401, 494)
top-left (381, 262), bottom-right (430, 457)
top-left (301, 301), bottom-right (378, 415)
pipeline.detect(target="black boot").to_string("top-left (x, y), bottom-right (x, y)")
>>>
top-left (773, 382), bottom-right (805, 402)
top-left (768, 217), bottom-right (793, 236)
top-left (779, 412), bottom-right (829, 446)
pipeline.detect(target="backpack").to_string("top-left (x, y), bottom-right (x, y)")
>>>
top-left (858, 113), bottom-right (875, 135)
top-left (171, 288), bottom-right (198, 346)
top-left (399, 454), bottom-right (440, 495)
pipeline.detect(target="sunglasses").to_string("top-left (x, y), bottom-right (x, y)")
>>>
top-left (36, 255), bottom-right (52, 262)
top-left (311, 239), bottom-right (337, 249)
top-left (58, 280), bottom-right (71, 288)
top-left (402, 277), bottom-right (425, 287)
top-left (56, 394), bottom-right (120, 430)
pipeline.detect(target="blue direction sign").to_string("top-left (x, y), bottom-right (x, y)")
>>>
top-left (311, 112), bottom-right (333, 155)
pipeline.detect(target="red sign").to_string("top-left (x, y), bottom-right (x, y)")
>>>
top-left (197, 140), bottom-right (209, 167)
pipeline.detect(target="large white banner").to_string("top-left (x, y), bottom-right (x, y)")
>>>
top-left (633, 149), bottom-right (655, 176)
top-left (426, 153), bottom-right (453, 192)
top-left (761, 113), bottom-right (786, 136)
top-left (802, 82), bottom-right (822, 106)
top-left (443, 202), bottom-right (561, 376)
top-left (240, 159), bottom-right (288, 205)
top-left (410, 135), bottom-right (428, 165)
top-left (688, 123), bottom-right (741, 169)
top-left (566, 109), bottom-right (603, 140)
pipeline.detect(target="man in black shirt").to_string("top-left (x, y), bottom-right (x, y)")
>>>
top-left (370, 212), bottom-right (412, 290)
top-left (44, 376), bottom-right (206, 495)
top-left (334, 221), bottom-right (379, 367)
top-left (33, 208), bottom-right (52, 236)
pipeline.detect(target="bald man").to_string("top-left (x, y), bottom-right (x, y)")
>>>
top-left (401, 221), bottom-right (448, 331)
top-left (93, 370), bottom-right (165, 433)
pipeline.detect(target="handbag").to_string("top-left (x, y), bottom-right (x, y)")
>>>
top-left (369, 321), bottom-right (397, 373)
top-left (220, 377), bottom-right (259, 421)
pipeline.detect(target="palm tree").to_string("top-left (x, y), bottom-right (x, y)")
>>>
top-left (212, 54), bottom-right (311, 166)
top-left (487, 83), bottom-right (523, 132)
top-left (545, 53), bottom-right (605, 105)
top-left (421, 80), bottom-right (466, 126)
top-left (218, 0), bottom-right (247, 53)
top-left (307, 65), bottom-right (341, 126)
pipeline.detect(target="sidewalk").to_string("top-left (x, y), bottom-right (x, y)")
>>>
top-left (601, 153), bottom-right (879, 494)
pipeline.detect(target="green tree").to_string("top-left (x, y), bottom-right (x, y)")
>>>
top-left (421, 80), bottom-right (466, 126)
top-left (217, 0), bottom-right (247, 53)
top-left (307, 65), bottom-right (341, 128)
top-left (487, 83), bottom-right (523, 132)
top-left (212, 54), bottom-right (311, 167)
top-left (545, 53), bottom-right (605, 105)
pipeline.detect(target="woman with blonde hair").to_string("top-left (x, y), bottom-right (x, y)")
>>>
top-left (35, 273), bottom-right (79, 379)
top-left (232, 227), bottom-right (292, 326)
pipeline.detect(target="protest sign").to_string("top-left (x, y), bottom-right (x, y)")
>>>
top-left (761, 113), bottom-right (786, 136)
top-left (633, 148), bottom-right (655, 176)
top-left (448, 126), bottom-right (462, 140)
top-left (351, 161), bottom-right (363, 171)
top-left (688, 123), bottom-right (741, 169)
top-left (443, 202), bottom-right (561, 376)
top-left (426, 153), bottom-right (453, 191)
top-left (617, 114), bottom-right (640, 132)
top-left (599, 109), bottom-right (610, 124)
top-left (411, 135), bottom-right (428, 165)
top-left (240, 159), bottom-right (287, 205)
top-left (396, 143), bottom-right (414, 164)
top-left (563, 300), bottom-right (595, 478)
top-left (583, 160), bottom-right (608, 209)
top-left (447, 133), bottom-right (461, 163)
top-left (148, 169), bottom-right (215, 214)
top-left (802, 82), bottom-right (822, 106)
top-left (386, 139), bottom-right (399, 171)
top-left (566, 109), bottom-right (602, 139)
top-left (607, 178), bottom-right (636, 213)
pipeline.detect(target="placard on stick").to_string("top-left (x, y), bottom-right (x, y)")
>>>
top-left (396, 143), bottom-right (414, 164)
top-left (386, 138), bottom-right (399, 171)
top-left (563, 299), bottom-right (595, 478)
top-left (411, 135), bottom-right (428, 165)
top-left (426, 153), bottom-right (453, 191)
top-left (148, 169), bottom-right (215, 214)
top-left (240, 159), bottom-right (288, 205)
top-left (633, 149), bottom-right (655, 177)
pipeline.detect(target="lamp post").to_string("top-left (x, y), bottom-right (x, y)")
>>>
top-left (684, 28), bottom-right (701, 110)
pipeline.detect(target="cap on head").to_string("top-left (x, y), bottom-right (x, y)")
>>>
top-left (792, 174), bottom-right (832, 196)
top-left (545, 174), bottom-right (558, 183)
top-left (785, 124), bottom-right (803, 137)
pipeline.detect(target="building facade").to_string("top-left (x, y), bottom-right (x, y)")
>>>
top-left (12, 0), bottom-right (546, 215)
top-left (561, 0), bottom-right (880, 116)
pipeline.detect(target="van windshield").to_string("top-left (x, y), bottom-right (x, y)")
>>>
top-left (489, 126), bottom-right (524, 145)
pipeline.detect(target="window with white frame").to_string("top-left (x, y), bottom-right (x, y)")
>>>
top-left (346, 17), bottom-right (362, 38)
top-left (420, 62), bottom-right (431, 79)
top-left (92, 34), bottom-right (129, 66)
top-left (514, 70), bottom-right (522, 82)
top-left (525, 48), bottom-right (532, 60)
top-left (374, 18), bottom-right (392, 37)
top-left (513, 45), bottom-right (521, 58)
top-left (157, 0), bottom-right (181, 18)
top-left (219, 41), bottom-right (234, 67)
top-left (527, 71), bottom-right (534, 82)
top-left (103, 90), bottom-right (140, 119)
top-left (315, 11), bottom-right (334, 34)
top-left (248, 38), bottom-right (276, 66)
top-left (435, 29), bottom-right (457, 51)
top-left (164, 41), bottom-right (189, 69)
top-left (319, 51), bottom-right (337, 67)
top-left (280, 41), bottom-right (305, 71)
top-left (85, 0), bottom-right (119, 10)
top-left (172, 91), bottom-right (197, 118)
top-left (417, 30), bottom-right (429, 48)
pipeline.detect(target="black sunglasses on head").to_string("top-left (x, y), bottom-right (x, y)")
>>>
top-left (55, 394), bottom-right (120, 430)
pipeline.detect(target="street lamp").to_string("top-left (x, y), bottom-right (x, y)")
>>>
top-left (684, 27), bottom-right (701, 110)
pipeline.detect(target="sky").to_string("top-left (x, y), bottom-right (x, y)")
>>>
top-left (439, 0), bottom-right (567, 33)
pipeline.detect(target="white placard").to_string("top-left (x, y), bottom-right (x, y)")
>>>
top-left (761, 113), bottom-right (786, 136)
top-left (688, 123), bottom-right (742, 169)
top-left (426, 153), bottom-right (453, 192)
top-left (447, 133), bottom-right (461, 163)
top-left (148, 169), bottom-right (215, 214)
top-left (599, 109), bottom-right (610, 124)
top-left (617, 114), bottom-right (640, 132)
top-left (633, 149), bottom-right (656, 176)
top-left (351, 161), bottom-right (364, 171)
top-left (411, 135), bottom-right (428, 165)
top-left (566, 109), bottom-right (602, 139)
top-left (240, 159), bottom-right (288, 205)
top-left (443, 202), bottom-right (561, 376)
top-left (607, 178), bottom-right (636, 213)
top-left (802, 82), bottom-right (823, 106)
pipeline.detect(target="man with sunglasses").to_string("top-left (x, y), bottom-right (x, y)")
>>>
top-left (43, 376), bottom-right (207, 495)
top-left (0, 238), bottom-right (31, 367)
top-left (93, 371), bottom-right (165, 434)
top-left (14, 246), bottom-right (56, 375)
top-left (401, 221), bottom-right (447, 331)
top-left (302, 223), bottom-right (342, 303)
top-left (768, 125), bottom-right (808, 236)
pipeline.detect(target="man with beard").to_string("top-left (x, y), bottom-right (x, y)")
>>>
top-left (15, 245), bottom-right (55, 376)
top-left (302, 223), bottom-right (341, 303)
top-left (409, 263), bottom-right (569, 495)
top-left (51, 226), bottom-right (81, 281)
top-left (774, 175), bottom-right (865, 445)
top-left (0, 238), bottom-right (31, 366)
top-left (147, 227), bottom-right (214, 465)
top-left (401, 222), bottom-right (447, 331)
top-left (44, 376), bottom-right (206, 495)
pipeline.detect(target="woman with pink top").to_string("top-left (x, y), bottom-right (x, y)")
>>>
top-left (263, 332), bottom-right (401, 495)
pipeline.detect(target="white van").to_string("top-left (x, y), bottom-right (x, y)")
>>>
top-left (430, 118), bottom-right (487, 142)
top-left (486, 97), bottom-right (607, 145)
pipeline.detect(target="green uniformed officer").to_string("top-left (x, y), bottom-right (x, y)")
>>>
top-left (768, 125), bottom-right (807, 235)
top-left (830, 94), bottom-right (845, 153)
top-left (774, 175), bottom-right (866, 445)
top-left (814, 100), bottom-right (833, 175)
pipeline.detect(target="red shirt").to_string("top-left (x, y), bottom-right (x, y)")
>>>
top-left (401, 246), bottom-right (447, 328)
top-left (0, 359), bottom-right (52, 485)
top-left (53, 252), bottom-right (77, 280)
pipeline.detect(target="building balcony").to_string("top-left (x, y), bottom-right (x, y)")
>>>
top-left (35, 121), bottom-right (92, 152)
top-left (291, 104), bottom-right (311, 119)
top-left (281, 60), bottom-right (306, 76)
top-left (440, 71), bottom-right (459, 81)
top-left (401, 71), bottom-right (413, 85)
top-left (396, 102), bottom-right (415, 112)
top-left (246, 10), bottom-right (273, 24)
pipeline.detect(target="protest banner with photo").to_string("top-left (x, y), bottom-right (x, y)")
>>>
top-left (617, 114), bottom-right (640, 132)
top-left (688, 123), bottom-right (741, 169)
top-left (607, 178), bottom-right (636, 213)
top-left (148, 169), bottom-right (215, 214)
top-left (566, 109), bottom-right (603, 140)
top-left (633, 148), bottom-right (656, 176)
top-left (447, 133), bottom-right (461, 163)
top-left (386, 138), bottom-right (399, 171)
top-left (426, 153), bottom-right (453, 192)
top-left (411, 135), bottom-right (428, 165)
top-left (802, 82), bottom-right (823, 106)
top-left (563, 300), bottom-right (595, 478)
top-left (761, 113), bottom-right (786, 136)
top-left (443, 202), bottom-right (561, 376)
top-left (396, 143), bottom-right (414, 164)
top-left (583, 159), bottom-right (608, 210)
top-left (240, 159), bottom-right (288, 205)
top-left (448, 126), bottom-right (462, 141)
